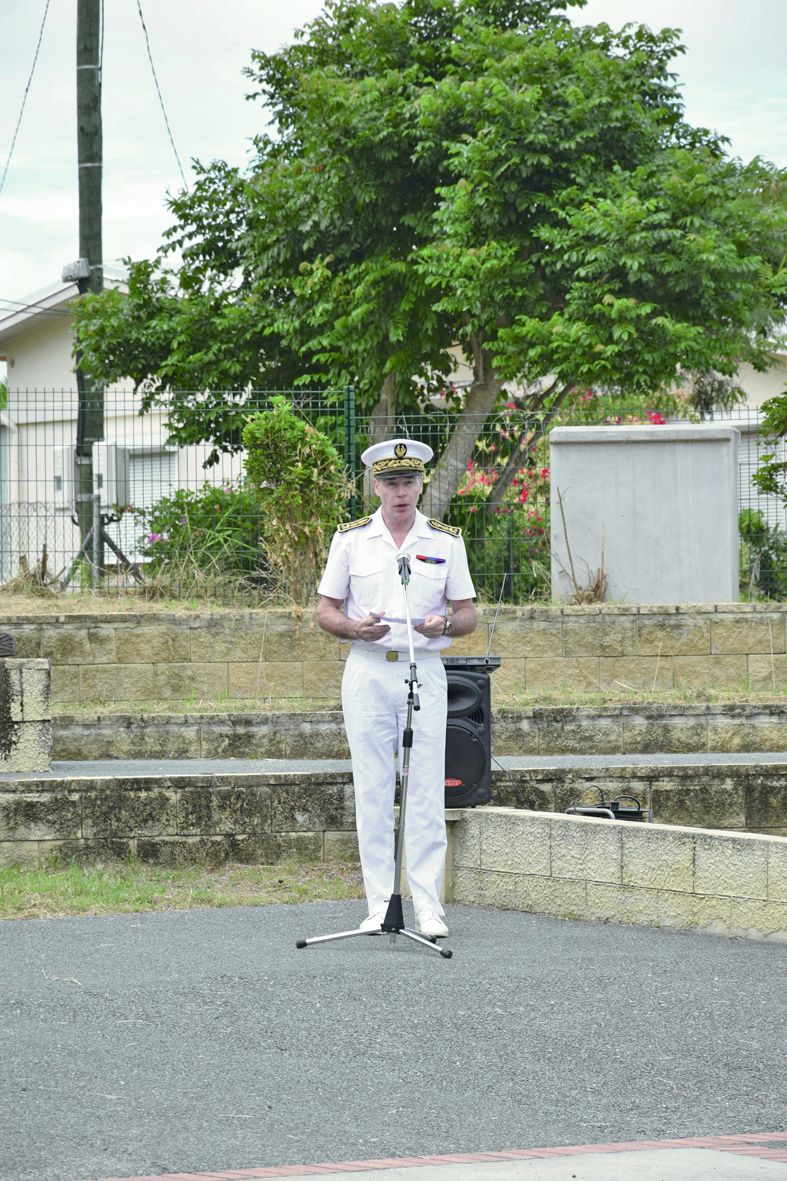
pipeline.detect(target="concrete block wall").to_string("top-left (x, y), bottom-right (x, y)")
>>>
top-left (0, 659), bottom-right (51, 771)
top-left (0, 770), bottom-right (359, 869)
top-left (492, 763), bottom-right (787, 837)
top-left (449, 807), bottom-right (787, 941)
top-left (50, 702), bottom-right (787, 763)
top-left (2, 764), bottom-right (786, 941)
top-left (3, 603), bottom-right (787, 705)
top-left (493, 703), bottom-right (787, 755)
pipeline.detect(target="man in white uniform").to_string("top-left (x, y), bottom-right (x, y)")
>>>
top-left (316, 438), bottom-right (477, 939)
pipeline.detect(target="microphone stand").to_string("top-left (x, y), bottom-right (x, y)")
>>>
top-left (296, 551), bottom-right (452, 961)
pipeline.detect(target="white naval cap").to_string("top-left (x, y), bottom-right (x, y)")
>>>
top-left (361, 438), bottom-right (434, 479)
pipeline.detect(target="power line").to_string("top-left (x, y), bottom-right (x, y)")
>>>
top-left (0, 0), bottom-right (52, 196)
top-left (135, 0), bottom-right (190, 193)
top-left (0, 296), bottom-right (72, 318)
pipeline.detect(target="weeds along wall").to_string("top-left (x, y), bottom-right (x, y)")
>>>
top-left (3, 604), bottom-right (787, 706)
top-left (0, 389), bottom-right (785, 603)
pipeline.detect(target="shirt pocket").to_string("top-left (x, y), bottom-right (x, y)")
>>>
top-left (409, 564), bottom-right (448, 617)
top-left (348, 556), bottom-right (382, 614)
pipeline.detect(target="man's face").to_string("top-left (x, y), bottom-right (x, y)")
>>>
top-left (374, 473), bottom-right (423, 524)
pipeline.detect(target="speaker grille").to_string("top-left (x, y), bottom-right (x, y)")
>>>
top-left (443, 664), bottom-right (494, 808)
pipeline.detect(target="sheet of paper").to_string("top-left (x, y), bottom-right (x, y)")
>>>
top-left (375, 615), bottom-right (426, 626)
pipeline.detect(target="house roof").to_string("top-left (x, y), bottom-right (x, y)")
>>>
top-left (0, 269), bottom-right (128, 348)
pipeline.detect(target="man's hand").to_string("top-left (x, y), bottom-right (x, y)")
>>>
top-left (355, 611), bottom-right (391, 642)
top-left (415, 614), bottom-right (447, 638)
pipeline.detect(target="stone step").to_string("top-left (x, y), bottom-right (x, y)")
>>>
top-left (1, 754), bottom-right (786, 875)
top-left (52, 702), bottom-right (787, 761)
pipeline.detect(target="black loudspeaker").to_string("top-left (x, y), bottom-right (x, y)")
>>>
top-left (442, 656), bottom-right (499, 808)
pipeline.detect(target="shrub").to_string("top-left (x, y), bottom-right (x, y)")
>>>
top-left (134, 481), bottom-right (269, 597)
top-left (448, 454), bottom-right (551, 602)
top-left (242, 397), bottom-right (351, 602)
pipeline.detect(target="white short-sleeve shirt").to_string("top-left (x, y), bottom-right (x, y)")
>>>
top-left (318, 508), bottom-right (476, 652)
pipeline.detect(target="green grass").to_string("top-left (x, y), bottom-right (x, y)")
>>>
top-left (0, 859), bottom-right (365, 921)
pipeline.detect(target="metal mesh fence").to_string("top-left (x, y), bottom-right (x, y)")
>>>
top-left (0, 388), bottom-right (784, 601)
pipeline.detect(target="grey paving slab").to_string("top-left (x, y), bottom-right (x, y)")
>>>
top-left (1, 902), bottom-right (785, 1181)
top-left (2, 750), bottom-right (787, 781)
top-left (284, 1150), bottom-right (787, 1180)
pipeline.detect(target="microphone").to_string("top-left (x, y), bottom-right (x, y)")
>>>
top-left (396, 552), bottom-right (411, 582)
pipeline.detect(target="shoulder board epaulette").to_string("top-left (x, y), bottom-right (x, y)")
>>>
top-left (428, 518), bottom-right (461, 537)
top-left (338, 516), bottom-right (372, 533)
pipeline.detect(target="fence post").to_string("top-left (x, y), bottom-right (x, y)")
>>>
top-left (344, 384), bottom-right (356, 519)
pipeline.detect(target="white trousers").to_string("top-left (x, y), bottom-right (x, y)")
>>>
top-left (341, 647), bottom-right (448, 916)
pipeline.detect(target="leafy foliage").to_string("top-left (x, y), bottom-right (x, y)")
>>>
top-left (448, 453), bottom-right (551, 601)
top-left (74, 0), bottom-right (787, 521)
top-left (739, 508), bottom-right (787, 601)
top-left (242, 397), bottom-right (351, 600)
top-left (753, 387), bottom-right (787, 502)
top-left (134, 481), bottom-right (268, 596)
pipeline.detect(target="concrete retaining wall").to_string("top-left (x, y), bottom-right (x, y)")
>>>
top-left (450, 806), bottom-right (787, 941)
top-left (0, 769), bottom-right (358, 870)
top-left (493, 762), bottom-right (787, 837)
top-left (3, 603), bottom-right (787, 704)
top-left (2, 764), bottom-right (786, 876)
top-left (2, 765), bottom-right (785, 941)
top-left (0, 659), bottom-right (51, 772)
top-left (52, 702), bottom-right (787, 762)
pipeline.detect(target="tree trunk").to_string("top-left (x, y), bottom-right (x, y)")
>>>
top-left (420, 340), bottom-right (502, 521)
top-left (486, 382), bottom-right (574, 508)
top-left (362, 372), bottom-right (397, 504)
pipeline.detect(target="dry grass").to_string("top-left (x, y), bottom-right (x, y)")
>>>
top-left (50, 685), bottom-right (787, 717)
top-left (0, 589), bottom-right (268, 616)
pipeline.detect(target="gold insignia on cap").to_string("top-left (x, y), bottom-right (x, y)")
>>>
top-left (394, 442), bottom-right (407, 458)
top-left (372, 456), bottom-right (425, 476)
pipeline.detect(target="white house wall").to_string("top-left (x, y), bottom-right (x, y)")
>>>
top-left (4, 313), bottom-right (80, 394)
top-left (735, 356), bottom-right (787, 408)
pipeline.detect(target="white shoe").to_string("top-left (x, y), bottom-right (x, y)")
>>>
top-left (416, 909), bottom-right (449, 939)
top-left (359, 907), bottom-right (387, 932)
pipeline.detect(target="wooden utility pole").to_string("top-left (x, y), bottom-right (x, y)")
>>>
top-left (73, 0), bottom-right (105, 563)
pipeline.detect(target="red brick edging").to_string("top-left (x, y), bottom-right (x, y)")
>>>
top-left (81, 1130), bottom-right (787, 1181)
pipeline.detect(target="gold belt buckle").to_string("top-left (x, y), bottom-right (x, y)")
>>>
top-left (385, 650), bottom-right (399, 662)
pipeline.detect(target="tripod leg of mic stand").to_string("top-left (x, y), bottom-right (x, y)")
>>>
top-left (295, 920), bottom-right (451, 957)
top-left (295, 928), bottom-right (384, 949)
top-left (397, 927), bottom-right (453, 959)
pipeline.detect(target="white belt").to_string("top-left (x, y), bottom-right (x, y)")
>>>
top-left (349, 644), bottom-right (443, 662)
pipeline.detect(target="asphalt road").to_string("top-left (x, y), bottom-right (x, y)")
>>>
top-left (1, 901), bottom-right (786, 1181)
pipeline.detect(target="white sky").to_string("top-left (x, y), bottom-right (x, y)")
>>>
top-left (1, 0), bottom-right (785, 309)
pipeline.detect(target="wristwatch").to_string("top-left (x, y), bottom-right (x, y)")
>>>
top-left (442, 616), bottom-right (454, 636)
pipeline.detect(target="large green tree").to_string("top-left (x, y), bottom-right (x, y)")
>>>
top-left (75, 0), bottom-right (787, 514)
